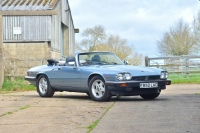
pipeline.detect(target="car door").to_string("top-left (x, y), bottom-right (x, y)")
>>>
top-left (48, 65), bottom-right (81, 90)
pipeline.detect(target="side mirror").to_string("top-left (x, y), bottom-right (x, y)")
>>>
top-left (123, 59), bottom-right (129, 65)
top-left (67, 61), bottom-right (75, 66)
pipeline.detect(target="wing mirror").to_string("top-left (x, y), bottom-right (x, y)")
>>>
top-left (123, 59), bottom-right (129, 65)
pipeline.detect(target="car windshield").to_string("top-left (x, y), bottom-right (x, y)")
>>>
top-left (78, 52), bottom-right (124, 66)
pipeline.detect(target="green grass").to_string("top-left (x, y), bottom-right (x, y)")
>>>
top-left (87, 120), bottom-right (100, 131)
top-left (0, 77), bottom-right (35, 93)
top-left (0, 112), bottom-right (13, 117)
top-left (169, 73), bottom-right (200, 84)
top-left (0, 105), bottom-right (31, 118)
top-left (87, 100), bottom-right (116, 133)
top-left (19, 105), bottom-right (30, 110)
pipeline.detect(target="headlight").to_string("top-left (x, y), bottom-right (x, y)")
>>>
top-left (116, 73), bottom-right (123, 80)
top-left (116, 73), bottom-right (132, 81)
top-left (160, 71), bottom-right (168, 79)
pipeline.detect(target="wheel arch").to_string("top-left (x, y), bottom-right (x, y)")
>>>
top-left (88, 73), bottom-right (105, 87)
top-left (36, 73), bottom-right (49, 92)
top-left (36, 73), bottom-right (48, 80)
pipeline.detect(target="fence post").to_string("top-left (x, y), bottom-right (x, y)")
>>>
top-left (145, 56), bottom-right (149, 67)
top-left (185, 56), bottom-right (189, 78)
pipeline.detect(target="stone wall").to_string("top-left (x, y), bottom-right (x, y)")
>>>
top-left (51, 50), bottom-right (61, 59)
top-left (3, 42), bottom-right (60, 76)
top-left (4, 42), bottom-right (51, 60)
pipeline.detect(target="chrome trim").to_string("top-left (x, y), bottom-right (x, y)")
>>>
top-left (105, 79), bottom-right (171, 85)
top-left (25, 76), bottom-right (36, 81)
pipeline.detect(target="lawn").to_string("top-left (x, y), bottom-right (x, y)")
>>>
top-left (0, 77), bottom-right (35, 93)
top-left (169, 73), bottom-right (200, 84)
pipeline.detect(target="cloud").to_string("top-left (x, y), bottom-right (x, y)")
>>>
top-left (69, 0), bottom-right (200, 57)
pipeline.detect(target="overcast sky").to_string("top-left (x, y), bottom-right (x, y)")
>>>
top-left (68, 0), bottom-right (200, 57)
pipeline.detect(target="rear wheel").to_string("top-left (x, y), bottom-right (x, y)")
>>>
top-left (89, 76), bottom-right (112, 101)
top-left (140, 93), bottom-right (160, 100)
top-left (37, 75), bottom-right (54, 97)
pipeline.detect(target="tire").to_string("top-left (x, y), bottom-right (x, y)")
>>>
top-left (140, 93), bottom-right (160, 100)
top-left (89, 76), bottom-right (112, 101)
top-left (37, 75), bottom-right (55, 97)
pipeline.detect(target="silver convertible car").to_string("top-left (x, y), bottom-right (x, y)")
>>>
top-left (25, 52), bottom-right (171, 101)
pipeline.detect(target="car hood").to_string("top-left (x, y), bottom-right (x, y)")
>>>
top-left (83, 65), bottom-right (162, 76)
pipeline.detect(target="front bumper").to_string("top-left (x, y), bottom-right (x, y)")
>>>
top-left (105, 79), bottom-right (171, 96)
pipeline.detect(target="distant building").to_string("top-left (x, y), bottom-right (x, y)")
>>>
top-left (0, 0), bottom-right (78, 75)
top-left (0, 0), bottom-right (78, 59)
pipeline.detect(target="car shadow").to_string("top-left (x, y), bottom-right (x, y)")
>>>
top-left (114, 96), bottom-right (170, 102)
top-left (45, 95), bottom-right (170, 102)
top-left (26, 93), bottom-right (170, 102)
top-left (53, 94), bottom-right (91, 100)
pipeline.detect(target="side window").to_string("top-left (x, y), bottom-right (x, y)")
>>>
top-left (79, 55), bottom-right (92, 66)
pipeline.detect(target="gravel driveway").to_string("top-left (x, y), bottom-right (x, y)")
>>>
top-left (0, 84), bottom-right (200, 133)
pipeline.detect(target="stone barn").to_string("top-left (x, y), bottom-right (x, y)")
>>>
top-left (0, 0), bottom-right (78, 88)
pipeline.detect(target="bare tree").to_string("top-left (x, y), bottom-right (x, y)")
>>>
top-left (76, 25), bottom-right (106, 52)
top-left (128, 52), bottom-right (143, 66)
top-left (157, 19), bottom-right (197, 56)
top-left (193, 11), bottom-right (200, 46)
top-left (77, 25), bottom-right (143, 65)
top-left (106, 35), bottom-right (132, 59)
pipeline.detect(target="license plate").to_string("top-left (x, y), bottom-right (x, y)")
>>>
top-left (140, 82), bottom-right (158, 88)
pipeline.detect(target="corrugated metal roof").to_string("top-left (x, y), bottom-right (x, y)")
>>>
top-left (0, 0), bottom-right (58, 10)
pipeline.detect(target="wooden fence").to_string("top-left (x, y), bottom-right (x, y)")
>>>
top-left (145, 55), bottom-right (200, 77)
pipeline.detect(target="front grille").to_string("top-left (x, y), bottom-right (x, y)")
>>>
top-left (131, 75), bottom-right (160, 81)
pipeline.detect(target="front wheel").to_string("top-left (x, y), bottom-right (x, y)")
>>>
top-left (37, 75), bottom-right (55, 97)
top-left (89, 76), bottom-right (112, 101)
top-left (140, 93), bottom-right (160, 100)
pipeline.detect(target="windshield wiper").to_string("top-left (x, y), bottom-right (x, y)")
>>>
top-left (109, 62), bottom-right (118, 65)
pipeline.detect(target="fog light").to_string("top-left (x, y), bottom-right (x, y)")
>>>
top-left (165, 81), bottom-right (171, 85)
top-left (120, 83), bottom-right (127, 87)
